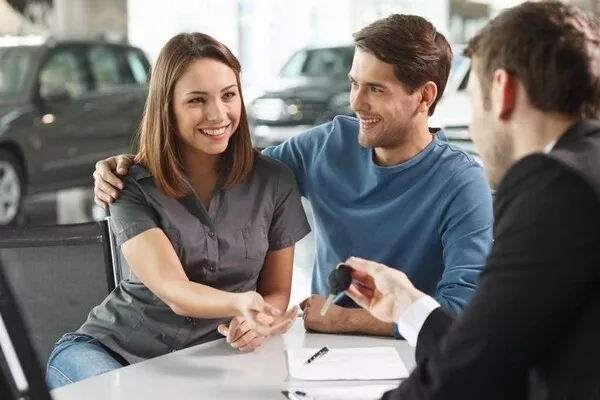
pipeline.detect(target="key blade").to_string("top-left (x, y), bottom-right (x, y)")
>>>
top-left (320, 294), bottom-right (336, 316)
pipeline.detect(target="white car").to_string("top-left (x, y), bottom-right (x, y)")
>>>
top-left (429, 51), bottom-right (479, 162)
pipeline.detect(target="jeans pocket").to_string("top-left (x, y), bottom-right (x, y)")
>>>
top-left (55, 332), bottom-right (97, 347)
top-left (48, 333), bottom-right (99, 368)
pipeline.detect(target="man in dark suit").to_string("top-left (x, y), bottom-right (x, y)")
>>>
top-left (344, 2), bottom-right (600, 399)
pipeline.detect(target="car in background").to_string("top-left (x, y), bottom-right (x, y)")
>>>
top-left (429, 47), bottom-right (478, 161)
top-left (247, 45), bottom-right (354, 149)
top-left (247, 44), bottom-right (477, 161)
top-left (0, 35), bottom-right (150, 225)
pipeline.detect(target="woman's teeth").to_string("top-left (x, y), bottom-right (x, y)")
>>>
top-left (200, 127), bottom-right (227, 136)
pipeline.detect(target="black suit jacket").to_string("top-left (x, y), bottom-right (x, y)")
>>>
top-left (383, 121), bottom-right (600, 400)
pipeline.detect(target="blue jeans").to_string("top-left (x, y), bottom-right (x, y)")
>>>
top-left (46, 333), bottom-right (129, 391)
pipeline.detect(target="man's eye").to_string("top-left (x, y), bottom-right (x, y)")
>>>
top-left (370, 86), bottom-right (382, 93)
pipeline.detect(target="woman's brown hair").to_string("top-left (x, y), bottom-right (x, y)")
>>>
top-left (135, 32), bottom-right (256, 197)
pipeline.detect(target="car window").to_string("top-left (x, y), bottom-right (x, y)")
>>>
top-left (124, 50), bottom-right (149, 85)
top-left (0, 46), bottom-right (37, 96)
top-left (458, 68), bottom-right (470, 91)
top-left (280, 50), bottom-right (307, 78)
top-left (39, 49), bottom-right (86, 98)
top-left (280, 47), bottom-right (354, 78)
top-left (87, 45), bottom-right (122, 91)
top-left (450, 55), bottom-right (470, 92)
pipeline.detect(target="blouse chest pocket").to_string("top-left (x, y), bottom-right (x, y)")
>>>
top-left (241, 225), bottom-right (269, 263)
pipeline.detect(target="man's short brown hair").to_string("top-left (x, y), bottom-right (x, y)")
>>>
top-left (353, 14), bottom-right (453, 116)
top-left (465, 1), bottom-right (600, 119)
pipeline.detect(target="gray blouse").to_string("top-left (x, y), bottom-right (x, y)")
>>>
top-left (78, 155), bottom-right (311, 363)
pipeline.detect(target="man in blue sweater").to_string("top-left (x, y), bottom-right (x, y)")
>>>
top-left (92, 15), bottom-right (493, 339)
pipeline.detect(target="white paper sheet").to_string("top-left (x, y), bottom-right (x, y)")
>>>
top-left (286, 347), bottom-right (408, 381)
top-left (285, 384), bottom-right (398, 400)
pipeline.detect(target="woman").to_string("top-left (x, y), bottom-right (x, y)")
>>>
top-left (45, 32), bottom-right (310, 390)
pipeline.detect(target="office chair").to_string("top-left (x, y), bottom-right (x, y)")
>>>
top-left (0, 220), bottom-right (120, 367)
top-left (0, 257), bottom-right (52, 400)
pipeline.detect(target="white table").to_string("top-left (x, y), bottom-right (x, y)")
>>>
top-left (51, 321), bottom-right (415, 400)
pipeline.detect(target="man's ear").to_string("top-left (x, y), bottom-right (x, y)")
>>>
top-left (492, 69), bottom-right (516, 121)
top-left (418, 81), bottom-right (438, 114)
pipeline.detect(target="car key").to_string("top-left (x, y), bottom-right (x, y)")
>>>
top-left (320, 264), bottom-right (353, 316)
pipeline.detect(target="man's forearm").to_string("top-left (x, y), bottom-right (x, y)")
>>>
top-left (345, 308), bottom-right (394, 337)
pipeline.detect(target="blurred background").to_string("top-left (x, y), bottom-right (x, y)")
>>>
top-left (1, 0), bottom-right (599, 303)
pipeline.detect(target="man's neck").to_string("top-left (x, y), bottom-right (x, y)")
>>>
top-left (373, 126), bottom-right (434, 167)
top-left (512, 112), bottom-right (581, 160)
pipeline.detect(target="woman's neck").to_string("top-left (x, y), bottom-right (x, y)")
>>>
top-left (179, 145), bottom-right (220, 189)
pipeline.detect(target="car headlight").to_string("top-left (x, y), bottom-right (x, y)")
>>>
top-left (250, 98), bottom-right (285, 121)
top-left (329, 92), bottom-right (352, 114)
top-left (249, 98), bottom-right (301, 121)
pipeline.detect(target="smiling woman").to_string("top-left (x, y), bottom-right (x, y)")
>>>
top-left (135, 34), bottom-right (255, 199)
top-left (173, 60), bottom-right (241, 175)
top-left (45, 32), bottom-right (311, 390)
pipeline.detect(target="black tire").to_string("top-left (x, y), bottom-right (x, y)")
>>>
top-left (0, 149), bottom-right (25, 226)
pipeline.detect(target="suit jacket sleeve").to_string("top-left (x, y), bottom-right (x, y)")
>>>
top-left (414, 308), bottom-right (455, 364)
top-left (382, 155), bottom-right (600, 400)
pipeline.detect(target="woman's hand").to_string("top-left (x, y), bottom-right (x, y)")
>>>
top-left (219, 302), bottom-right (299, 352)
top-left (232, 292), bottom-right (297, 337)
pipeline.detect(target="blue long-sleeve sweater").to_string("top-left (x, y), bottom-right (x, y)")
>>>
top-left (263, 116), bottom-right (493, 331)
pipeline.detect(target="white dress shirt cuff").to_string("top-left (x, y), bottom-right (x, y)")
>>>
top-left (396, 296), bottom-right (440, 347)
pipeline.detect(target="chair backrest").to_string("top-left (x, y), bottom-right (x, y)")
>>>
top-left (0, 221), bottom-right (115, 367)
top-left (0, 258), bottom-right (52, 400)
top-left (105, 216), bottom-right (129, 284)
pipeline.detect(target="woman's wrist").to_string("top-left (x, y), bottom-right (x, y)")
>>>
top-left (229, 292), bottom-right (246, 316)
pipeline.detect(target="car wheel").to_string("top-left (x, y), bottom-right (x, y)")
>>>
top-left (0, 149), bottom-right (25, 226)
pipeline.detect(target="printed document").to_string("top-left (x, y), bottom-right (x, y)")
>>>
top-left (286, 347), bottom-right (408, 381)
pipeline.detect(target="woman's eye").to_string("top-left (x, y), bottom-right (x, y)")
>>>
top-left (223, 92), bottom-right (236, 100)
top-left (190, 97), bottom-right (205, 104)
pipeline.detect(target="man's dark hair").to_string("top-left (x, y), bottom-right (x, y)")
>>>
top-left (465, 1), bottom-right (600, 119)
top-left (353, 14), bottom-right (453, 116)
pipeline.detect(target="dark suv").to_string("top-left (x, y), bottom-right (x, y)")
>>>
top-left (0, 36), bottom-right (150, 225)
top-left (247, 45), bottom-right (354, 149)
